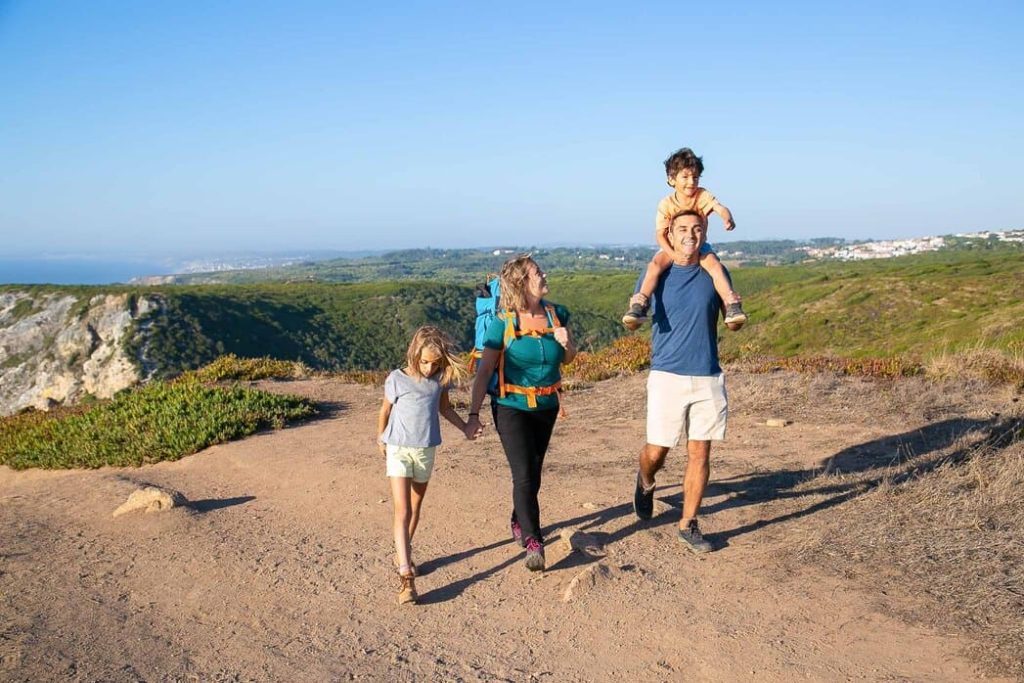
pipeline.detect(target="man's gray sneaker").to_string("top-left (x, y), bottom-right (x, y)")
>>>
top-left (633, 471), bottom-right (654, 520)
top-left (677, 519), bottom-right (712, 554)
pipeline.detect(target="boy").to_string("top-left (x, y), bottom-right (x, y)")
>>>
top-left (622, 147), bottom-right (747, 330)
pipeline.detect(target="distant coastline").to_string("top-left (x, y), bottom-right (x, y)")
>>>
top-left (0, 257), bottom-right (170, 286)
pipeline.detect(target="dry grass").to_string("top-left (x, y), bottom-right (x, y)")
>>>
top-left (712, 370), bottom-right (1024, 677)
top-left (926, 344), bottom-right (1024, 388)
top-left (775, 406), bottom-right (1024, 677)
top-left (727, 370), bottom-right (1008, 427)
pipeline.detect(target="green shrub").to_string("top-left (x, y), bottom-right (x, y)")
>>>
top-left (185, 354), bottom-right (310, 382)
top-left (0, 378), bottom-right (316, 470)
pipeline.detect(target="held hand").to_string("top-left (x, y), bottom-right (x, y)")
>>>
top-left (629, 292), bottom-right (649, 308)
top-left (464, 415), bottom-right (484, 440)
top-left (553, 326), bottom-right (570, 348)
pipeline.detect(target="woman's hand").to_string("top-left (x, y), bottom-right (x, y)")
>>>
top-left (553, 326), bottom-right (570, 348)
top-left (464, 415), bottom-right (483, 440)
top-left (554, 326), bottom-right (577, 363)
top-left (377, 437), bottom-right (386, 456)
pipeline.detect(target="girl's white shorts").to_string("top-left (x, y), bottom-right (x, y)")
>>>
top-left (385, 444), bottom-right (436, 483)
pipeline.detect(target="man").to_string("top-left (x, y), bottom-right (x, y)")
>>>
top-left (631, 209), bottom-right (743, 553)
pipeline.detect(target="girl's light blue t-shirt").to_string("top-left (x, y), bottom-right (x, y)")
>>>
top-left (381, 369), bottom-right (445, 447)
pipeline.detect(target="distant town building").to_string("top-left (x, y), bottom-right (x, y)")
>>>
top-left (797, 229), bottom-right (1022, 262)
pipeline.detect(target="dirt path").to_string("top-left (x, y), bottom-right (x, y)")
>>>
top-left (0, 374), bottom-right (1012, 681)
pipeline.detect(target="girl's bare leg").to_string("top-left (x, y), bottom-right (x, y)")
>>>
top-left (389, 476), bottom-right (413, 572)
top-left (407, 480), bottom-right (429, 541)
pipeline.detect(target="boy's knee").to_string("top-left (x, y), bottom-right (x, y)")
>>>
top-left (652, 251), bottom-right (673, 268)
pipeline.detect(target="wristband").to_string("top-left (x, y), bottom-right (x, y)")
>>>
top-left (468, 412), bottom-right (479, 417)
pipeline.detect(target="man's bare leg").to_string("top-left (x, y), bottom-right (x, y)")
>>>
top-left (634, 444), bottom-right (670, 520)
top-left (639, 443), bottom-right (670, 489)
top-left (680, 440), bottom-right (711, 527)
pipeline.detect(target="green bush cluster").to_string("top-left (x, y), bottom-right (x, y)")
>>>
top-left (185, 353), bottom-right (310, 382)
top-left (0, 379), bottom-right (315, 470)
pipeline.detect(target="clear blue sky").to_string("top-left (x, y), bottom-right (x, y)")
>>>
top-left (2, 1), bottom-right (1021, 255)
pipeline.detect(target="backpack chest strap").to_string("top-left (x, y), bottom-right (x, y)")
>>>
top-left (502, 381), bottom-right (562, 409)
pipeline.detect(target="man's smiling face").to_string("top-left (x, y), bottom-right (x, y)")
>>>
top-left (668, 213), bottom-right (706, 264)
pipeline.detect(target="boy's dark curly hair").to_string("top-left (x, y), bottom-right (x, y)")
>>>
top-left (664, 147), bottom-right (705, 179)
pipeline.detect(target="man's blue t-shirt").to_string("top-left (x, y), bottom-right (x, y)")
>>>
top-left (636, 264), bottom-right (723, 376)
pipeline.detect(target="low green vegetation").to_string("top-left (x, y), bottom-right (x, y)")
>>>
top-left (0, 377), bottom-right (316, 470)
top-left (183, 354), bottom-right (311, 383)
top-left (3, 246), bottom-right (1023, 381)
top-left (8, 297), bottom-right (38, 321)
top-left (723, 248), bottom-right (1024, 361)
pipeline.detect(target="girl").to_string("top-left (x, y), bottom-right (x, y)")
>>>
top-left (377, 325), bottom-right (468, 605)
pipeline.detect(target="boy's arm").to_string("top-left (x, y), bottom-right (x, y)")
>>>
top-left (711, 201), bottom-right (736, 231)
top-left (438, 389), bottom-right (467, 432)
top-left (376, 398), bottom-right (393, 455)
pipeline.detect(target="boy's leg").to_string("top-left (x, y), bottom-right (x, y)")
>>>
top-left (623, 252), bottom-right (673, 330)
top-left (641, 251), bottom-right (673, 299)
top-left (389, 476), bottom-right (414, 572)
top-left (699, 252), bottom-right (747, 325)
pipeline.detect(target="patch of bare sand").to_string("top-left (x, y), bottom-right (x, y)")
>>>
top-left (0, 373), bottom-right (1017, 681)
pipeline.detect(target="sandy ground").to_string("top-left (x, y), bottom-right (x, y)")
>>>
top-left (0, 372), bottom-right (1015, 682)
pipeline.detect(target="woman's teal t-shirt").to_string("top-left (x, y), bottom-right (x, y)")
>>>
top-left (482, 303), bottom-right (570, 411)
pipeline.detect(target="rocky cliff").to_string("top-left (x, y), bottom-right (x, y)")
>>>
top-left (0, 292), bottom-right (162, 415)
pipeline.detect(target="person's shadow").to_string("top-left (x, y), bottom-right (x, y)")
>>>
top-left (662, 414), bottom-right (1019, 547)
top-left (419, 413), bottom-right (1021, 602)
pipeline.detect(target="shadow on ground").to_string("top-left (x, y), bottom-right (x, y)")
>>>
top-left (190, 496), bottom-right (256, 513)
top-left (423, 413), bottom-right (1023, 594)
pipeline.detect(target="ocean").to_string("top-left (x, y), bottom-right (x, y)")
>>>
top-left (0, 257), bottom-right (169, 285)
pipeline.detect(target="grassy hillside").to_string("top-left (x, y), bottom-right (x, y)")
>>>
top-left (5, 247), bottom-right (1022, 379)
top-left (127, 276), bottom-right (641, 377)
top-left (724, 248), bottom-right (1024, 360)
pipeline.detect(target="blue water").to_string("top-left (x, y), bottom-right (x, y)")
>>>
top-left (0, 258), bottom-right (168, 285)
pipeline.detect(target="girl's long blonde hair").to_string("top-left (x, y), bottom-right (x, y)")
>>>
top-left (404, 325), bottom-right (467, 385)
top-left (498, 254), bottom-right (537, 313)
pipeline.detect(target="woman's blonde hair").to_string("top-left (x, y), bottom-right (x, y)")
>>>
top-left (498, 254), bottom-right (538, 313)
top-left (405, 325), bottom-right (467, 385)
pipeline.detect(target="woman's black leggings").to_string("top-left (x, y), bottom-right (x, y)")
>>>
top-left (491, 403), bottom-right (559, 543)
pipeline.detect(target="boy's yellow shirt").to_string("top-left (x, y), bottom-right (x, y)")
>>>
top-left (655, 188), bottom-right (719, 233)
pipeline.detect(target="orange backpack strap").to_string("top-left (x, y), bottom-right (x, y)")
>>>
top-left (544, 303), bottom-right (561, 329)
top-left (494, 305), bottom-right (565, 408)
top-left (502, 381), bottom-right (562, 409)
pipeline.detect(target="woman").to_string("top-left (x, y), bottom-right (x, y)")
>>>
top-left (464, 255), bottom-right (576, 571)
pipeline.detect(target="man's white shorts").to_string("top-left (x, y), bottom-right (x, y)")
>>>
top-left (646, 370), bottom-right (728, 446)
